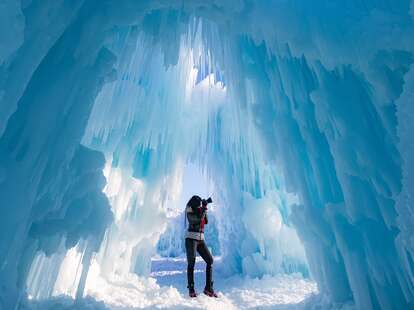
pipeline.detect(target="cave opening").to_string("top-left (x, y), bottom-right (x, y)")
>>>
top-left (24, 18), bottom-right (313, 308)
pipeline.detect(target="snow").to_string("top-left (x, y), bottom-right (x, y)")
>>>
top-left (24, 257), bottom-right (317, 310)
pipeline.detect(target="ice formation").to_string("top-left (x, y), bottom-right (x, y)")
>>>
top-left (1, 1), bottom-right (414, 309)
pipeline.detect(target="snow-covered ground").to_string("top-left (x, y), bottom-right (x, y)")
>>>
top-left (24, 257), bottom-right (317, 310)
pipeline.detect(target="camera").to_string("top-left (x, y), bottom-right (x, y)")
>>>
top-left (202, 197), bottom-right (213, 206)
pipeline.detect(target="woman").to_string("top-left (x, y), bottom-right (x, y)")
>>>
top-left (185, 195), bottom-right (218, 298)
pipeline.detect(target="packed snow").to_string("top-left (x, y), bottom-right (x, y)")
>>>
top-left (24, 256), bottom-right (317, 310)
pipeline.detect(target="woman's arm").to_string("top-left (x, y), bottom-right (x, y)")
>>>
top-left (187, 205), bottom-right (202, 224)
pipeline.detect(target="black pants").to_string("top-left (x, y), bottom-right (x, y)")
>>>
top-left (185, 238), bottom-right (213, 289)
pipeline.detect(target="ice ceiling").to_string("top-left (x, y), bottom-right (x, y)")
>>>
top-left (1, 1), bottom-right (414, 309)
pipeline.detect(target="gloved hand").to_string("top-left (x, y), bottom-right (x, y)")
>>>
top-left (201, 197), bottom-right (212, 212)
top-left (202, 197), bottom-right (212, 206)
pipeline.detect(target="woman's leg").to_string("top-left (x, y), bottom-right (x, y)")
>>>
top-left (197, 241), bottom-right (214, 291)
top-left (185, 238), bottom-right (197, 291)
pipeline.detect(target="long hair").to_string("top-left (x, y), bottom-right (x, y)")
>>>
top-left (187, 195), bottom-right (202, 208)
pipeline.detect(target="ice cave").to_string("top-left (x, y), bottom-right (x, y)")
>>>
top-left (1, 1), bottom-right (414, 309)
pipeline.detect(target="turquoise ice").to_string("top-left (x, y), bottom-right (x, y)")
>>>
top-left (1, 1), bottom-right (414, 309)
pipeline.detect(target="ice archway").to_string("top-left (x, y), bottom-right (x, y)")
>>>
top-left (1, 1), bottom-right (414, 309)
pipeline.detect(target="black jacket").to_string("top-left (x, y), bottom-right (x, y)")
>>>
top-left (186, 204), bottom-right (208, 233)
top-left (186, 195), bottom-right (208, 233)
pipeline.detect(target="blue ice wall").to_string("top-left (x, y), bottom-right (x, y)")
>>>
top-left (0, 1), bottom-right (115, 307)
top-left (1, 1), bottom-right (414, 309)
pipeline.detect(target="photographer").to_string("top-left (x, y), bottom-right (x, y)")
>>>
top-left (185, 195), bottom-right (217, 298)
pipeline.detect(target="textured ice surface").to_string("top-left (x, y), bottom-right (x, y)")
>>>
top-left (1, 1), bottom-right (414, 309)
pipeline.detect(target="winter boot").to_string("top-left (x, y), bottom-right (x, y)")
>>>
top-left (188, 283), bottom-right (197, 298)
top-left (204, 281), bottom-right (218, 298)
